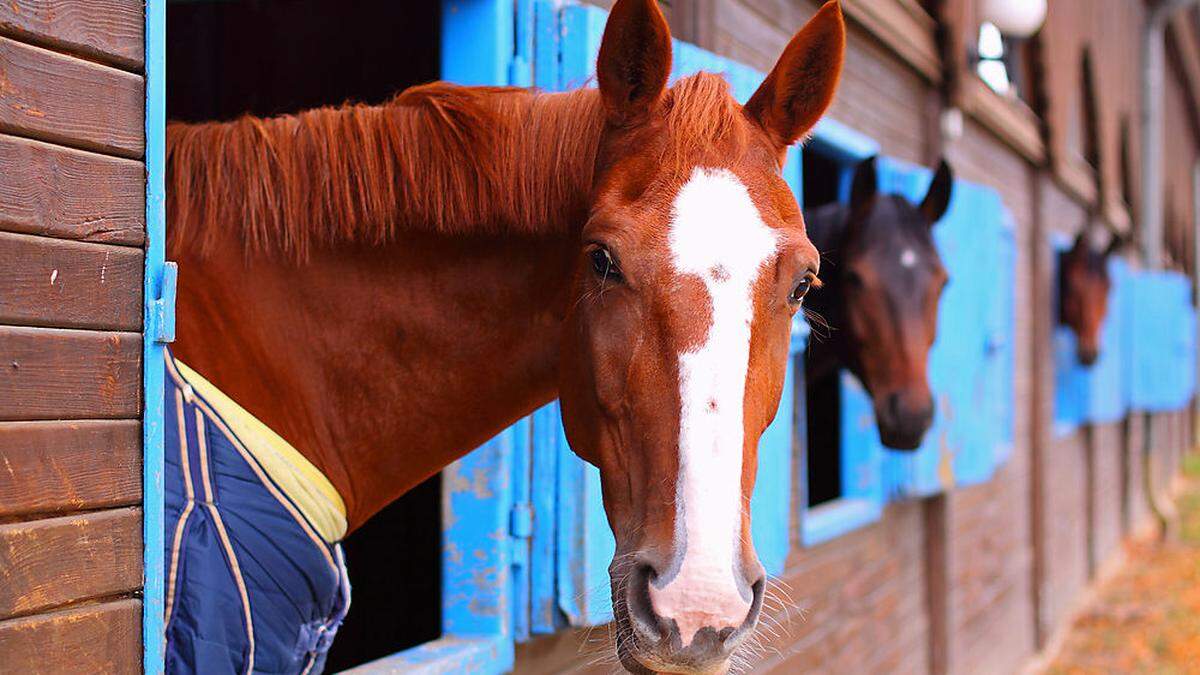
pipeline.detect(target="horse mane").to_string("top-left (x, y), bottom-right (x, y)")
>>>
top-left (166, 73), bottom-right (749, 258)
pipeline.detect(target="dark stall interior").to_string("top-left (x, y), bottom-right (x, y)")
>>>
top-left (166, 2), bottom-right (443, 668)
top-left (802, 148), bottom-right (845, 508)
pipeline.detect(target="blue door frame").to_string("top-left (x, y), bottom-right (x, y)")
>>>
top-left (144, 0), bottom-right (169, 671)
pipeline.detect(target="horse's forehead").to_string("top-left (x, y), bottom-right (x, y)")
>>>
top-left (667, 167), bottom-right (781, 275)
top-left (854, 199), bottom-right (939, 273)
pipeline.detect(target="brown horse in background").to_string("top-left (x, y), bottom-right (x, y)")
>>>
top-left (803, 156), bottom-right (952, 450)
top-left (1059, 229), bottom-right (1127, 365)
top-left (166, 0), bottom-right (847, 671)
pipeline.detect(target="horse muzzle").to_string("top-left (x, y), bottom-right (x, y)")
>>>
top-left (875, 389), bottom-right (934, 451)
top-left (615, 559), bottom-right (765, 674)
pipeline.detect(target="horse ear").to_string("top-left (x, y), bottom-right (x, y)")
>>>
top-left (849, 155), bottom-right (877, 211)
top-left (920, 159), bottom-right (953, 225)
top-left (744, 1), bottom-right (845, 151)
top-left (596, 0), bottom-right (672, 125)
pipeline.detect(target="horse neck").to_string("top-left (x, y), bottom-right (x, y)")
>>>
top-left (802, 203), bottom-right (849, 384)
top-left (169, 87), bottom-right (606, 531)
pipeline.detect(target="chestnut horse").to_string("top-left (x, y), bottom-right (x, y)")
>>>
top-left (1059, 229), bottom-right (1126, 366)
top-left (804, 156), bottom-right (953, 449)
top-left (166, 0), bottom-right (845, 671)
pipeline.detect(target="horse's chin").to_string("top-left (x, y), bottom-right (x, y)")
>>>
top-left (617, 640), bottom-right (732, 675)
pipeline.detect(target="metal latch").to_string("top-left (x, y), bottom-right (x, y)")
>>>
top-left (148, 261), bottom-right (178, 344)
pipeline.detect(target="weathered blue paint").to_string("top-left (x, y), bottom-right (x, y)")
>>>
top-left (143, 0), bottom-right (168, 671)
top-left (528, 403), bottom-right (563, 635)
top-left (509, 414), bottom-right (533, 642)
top-left (527, 0), bottom-right (565, 638)
top-left (555, 424), bottom-right (616, 626)
top-left (347, 636), bottom-right (511, 674)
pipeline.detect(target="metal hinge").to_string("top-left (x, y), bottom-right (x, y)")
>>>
top-left (509, 502), bottom-right (533, 539)
top-left (148, 261), bottom-right (178, 344)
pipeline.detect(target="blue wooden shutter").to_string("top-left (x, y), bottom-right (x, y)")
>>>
top-left (1128, 271), bottom-right (1193, 412)
top-left (873, 159), bottom-right (947, 497)
top-left (872, 161), bottom-right (1012, 496)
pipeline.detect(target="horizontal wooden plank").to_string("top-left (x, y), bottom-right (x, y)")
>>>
top-left (0, 598), bottom-right (140, 674)
top-left (962, 76), bottom-right (1046, 165)
top-left (0, 420), bottom-right (140, 518)
top-left (0, 231), bottom-right (142, 330)
top-left (0, 1), bottom-right (143, 71)
top-left (842, 0), bottom-right (940, 83)
top-left (0, 36), bottom-right (143, 158)
top-left (0, 507), bottom-right (141, 619)
top-left (0, 134), bottom-right (144, 245)
top-left (0, 326), bottom-right (140, 421)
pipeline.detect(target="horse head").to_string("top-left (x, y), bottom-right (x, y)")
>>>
top-left (807, 156), bottom-right (953, 450)
top-left (1060, 229), bottom-right (1125, 366)
top-left (555, 1), bottom-right (844, 671)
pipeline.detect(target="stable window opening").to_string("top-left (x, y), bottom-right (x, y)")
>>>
top-left (166, 1), bottom-right (443, 670)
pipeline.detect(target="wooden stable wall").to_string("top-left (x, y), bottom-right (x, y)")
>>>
top-left (516, 2), bottom-right (1199, 674)
top-left (0, 2), bottom-right (146, 673)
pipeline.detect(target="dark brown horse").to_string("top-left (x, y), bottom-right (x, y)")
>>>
top-left (165, 1), bottom-right (846, 671)
top-left (1059, 229), bottom-right (1126, 366)
top-left (803, 156), bottom-right (953, 450)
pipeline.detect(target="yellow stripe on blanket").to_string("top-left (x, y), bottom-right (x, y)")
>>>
top-left (172, 359), bottom-right (348, 543)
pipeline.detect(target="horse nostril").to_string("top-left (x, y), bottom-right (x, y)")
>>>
top-left (626, 563), bottom-right (669, 641)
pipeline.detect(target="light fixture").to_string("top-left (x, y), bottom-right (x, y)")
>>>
top-left (979, 0), bottom-right (1047, 39)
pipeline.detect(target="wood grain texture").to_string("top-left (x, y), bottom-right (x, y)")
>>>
top-left (841, 0), bottom-right (939, 83)
top-left (0, 507), bottom-right (141, 619)
top-left (0, 36), bottom-right (143, 158)
top-left (0, 134), bottom-right (144, 245)
top-left (0, 598), bottom-right (140, 674)
top-left (0, 420), bottom-right (140, 518)
top-left (962, 77), bottom-right (1047, 165)
top-left (0, 231), bottom-right (142, 330)
top-left (0, 326), bottom-right (140, 421)
top-left (0, 0), bottom-right (143, 71)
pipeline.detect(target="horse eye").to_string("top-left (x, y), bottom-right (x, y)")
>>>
top-left (789, 276), bottom-right (813, 304)
top-left (590, 247), bottom-right (621, 281)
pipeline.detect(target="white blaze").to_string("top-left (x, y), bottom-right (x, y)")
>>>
top-left (651, 168), bottom-right (778, 646)
top-left (900, 247), bottom-right (918, 268)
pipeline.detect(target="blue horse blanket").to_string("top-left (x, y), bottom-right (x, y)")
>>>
top-left (163, 352), bottom-right (351, 674)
